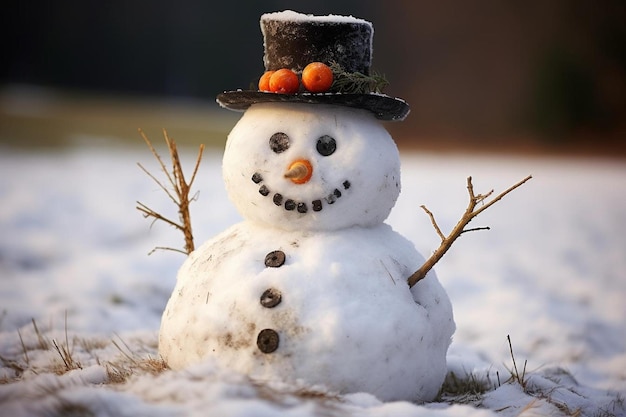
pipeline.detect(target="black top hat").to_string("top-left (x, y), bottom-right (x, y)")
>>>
top-left (216, 10), bottom-right (410, 121)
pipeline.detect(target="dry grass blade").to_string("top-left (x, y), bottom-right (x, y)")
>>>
top-left (17, 328), bottom-right (29, 365)
top-left (136, 128), bottom-right (205, 255)
top-left (52, 311), bottom-right (82, 373)
top-left (408, 175), bottom-right (532, 287)
top-left (507, 335), bottom-right (528, 390)
top-left (106, 333), bottom-right (168, 383)
top-left (32, 318), bottom-right (49, 350)
top-left (0, 354), bottom-right (26, 381)
top-left (52, 339), bottom-right (82, 373)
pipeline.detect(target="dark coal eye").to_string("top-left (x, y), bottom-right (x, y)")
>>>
top-left (269, 132), bottom-right (290, 153)
top-left (316, 135), bottom-right (336, 156)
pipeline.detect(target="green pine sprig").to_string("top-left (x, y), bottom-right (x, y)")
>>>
top-left (329, 62), bottom-right (389, 94)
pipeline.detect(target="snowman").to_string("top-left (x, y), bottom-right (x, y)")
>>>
top-left (159, 10), bottom-right (455, 403)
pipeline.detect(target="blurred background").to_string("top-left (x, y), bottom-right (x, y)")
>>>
top-left (2, 0), bottom-right (625, 155)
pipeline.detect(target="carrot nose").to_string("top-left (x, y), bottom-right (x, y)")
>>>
top-left (284, 159), bottom-right (313, 184)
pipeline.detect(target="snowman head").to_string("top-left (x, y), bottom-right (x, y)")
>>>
top-left (222, 102), bottom-right (401, 231)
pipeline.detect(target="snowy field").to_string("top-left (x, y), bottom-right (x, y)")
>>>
top-left (0, 141), bottom-right (625, 416)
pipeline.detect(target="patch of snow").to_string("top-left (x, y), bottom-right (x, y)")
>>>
top-left (262, 10), bottom-right (371, 26)
top-left (1, 145), bottom-right (624, 416)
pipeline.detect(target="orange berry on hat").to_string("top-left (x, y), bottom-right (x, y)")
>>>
top-left (258, 71), bottom-right (275, 91)
top-left (302, 62), bottom-right (334, 93)
top-left (269, 69), bottom-right (300, 94)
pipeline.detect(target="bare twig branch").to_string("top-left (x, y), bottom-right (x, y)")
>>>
top-left (460, 226), bottom-right (491, 235)
top-left (136, 162), bottom-right (178, 205)
top-left (472, 175), bottom-right (532, 218)
top-left (420, 205), bottom-right (445, 241)
top-left (139, 129), bottom-right (176, 191)
top-left (188, 144), bottom-right (204, 190)
top-left (136, 129), bottom-right (205, 255)
top-left (408, 175), bottom-right (532, 288)
top-left (136, 202), bottom-right (184, 231)
top-left (148, 246), bottom-right (187, 256)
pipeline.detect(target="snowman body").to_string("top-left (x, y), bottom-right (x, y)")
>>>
top-left (159, 103), bottom-right (455, 402)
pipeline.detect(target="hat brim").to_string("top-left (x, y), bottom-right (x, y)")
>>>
top-left (216, 91), bottom-right (410, 121)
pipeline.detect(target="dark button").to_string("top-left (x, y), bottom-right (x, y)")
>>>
top-left (259, 185), bottom-right (270, 196)
top-left (260, 288), bottom-right (282, 308)
top-left (312, 200), bottom-right (322, 211)
top-left (252, 172), bottom-right (263, 184)
top-left (284, 199), bottom-right (296, 211)
top-left (297, 202), bottom-right (308, 213)
top-left (273, 193), bottom-right (283, 206)
top-left (264, 250), bottom-right (286, 267)
top-left (257, 329), bottom-right (279, 353)
top-left (343, 180), bottom-right (351, 189)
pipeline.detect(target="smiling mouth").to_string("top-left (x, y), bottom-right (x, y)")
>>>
top-left (251, 172), bottom-right (351, 214)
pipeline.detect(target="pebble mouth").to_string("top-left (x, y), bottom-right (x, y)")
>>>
top-left (251, 172), bottom-right (351, 214)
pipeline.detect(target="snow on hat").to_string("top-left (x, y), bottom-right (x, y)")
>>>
top-left (216, 10), bottom-right (410, 121)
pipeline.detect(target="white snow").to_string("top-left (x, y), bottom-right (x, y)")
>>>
top-left (261, 10), bottom-right (372, 26)
top-left (1, 141), bottom-right (625, 416)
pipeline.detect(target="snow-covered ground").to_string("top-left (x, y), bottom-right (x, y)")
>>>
top-left (1, 141), bottom-right (624, 416)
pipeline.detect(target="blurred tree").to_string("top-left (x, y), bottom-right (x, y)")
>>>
top-left (2, 1), bottom-right (375, 99)
top-left (2, 0), bottom-right (624, 153)
top-left (528, 48), bottom-right (600, 139)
